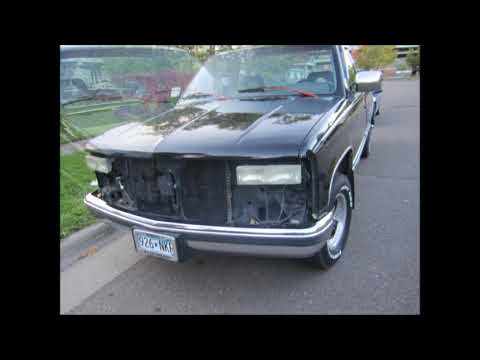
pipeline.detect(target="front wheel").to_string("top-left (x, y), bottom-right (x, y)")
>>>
top-left (307, 174), bottom-right (353, 269)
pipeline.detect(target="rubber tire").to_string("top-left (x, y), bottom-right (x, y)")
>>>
top-left (361, 131), bottom-right (371, 159)
top-left (307, 174), bottom-right (353, 269)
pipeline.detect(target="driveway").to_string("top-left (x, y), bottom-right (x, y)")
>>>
top-left (65, 79), bottom-right (420, 314)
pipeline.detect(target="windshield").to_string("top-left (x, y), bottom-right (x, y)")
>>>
top-left (180, 45), bottom-right (340, 102)
top-left (60, 46), bottom-right (200, 143)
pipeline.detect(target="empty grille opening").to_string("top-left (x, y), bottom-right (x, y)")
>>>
top-left (181, 161), bottom-right (227, 224)
top-left (96, 157), bottom-right (312, 228)
top-left (98, 157), bottom-right (228, 225)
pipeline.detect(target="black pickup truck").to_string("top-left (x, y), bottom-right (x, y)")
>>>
top-left (80, 45), bottom-right (382, 269)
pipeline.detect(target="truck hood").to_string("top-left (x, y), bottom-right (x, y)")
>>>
top-left (87, 97), bottom-right (341, 159)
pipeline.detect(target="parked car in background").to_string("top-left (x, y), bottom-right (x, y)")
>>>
top-left (83, 45), bottom-right (382, 269)
top-left (60, 45), bottom-right (198, 139)
top-left (113, 71), bottom-right (194, 104)
top-left (395, 69), bottom-right (412, 78)
top-left (60, 57), bottom-right (123, 102)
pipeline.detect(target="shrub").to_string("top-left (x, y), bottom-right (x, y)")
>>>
top-left (406, 48), bottom-right (420, 74)
top-left (355, 46), bottom-right (397, 70)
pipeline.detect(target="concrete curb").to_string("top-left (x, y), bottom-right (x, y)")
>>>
top-left (60, 220), bottom-right (144, 313)
top-left (61, 231), bottom-right (144, 314)
top-left (61, 221), bottom-right (120, 272)
top-left (61, 221), bottom-right (112, 251)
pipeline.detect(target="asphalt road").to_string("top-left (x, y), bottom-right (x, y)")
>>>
top-left (69, 79), bottom-right (420, 315)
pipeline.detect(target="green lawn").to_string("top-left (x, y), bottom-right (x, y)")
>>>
top-left (60, 126), bottom-right (89, 144)
top-left (64, 110), bottom-right (129, 137)
top-left (61, 101), bottom-right (145, 144)
top-left (61, 100), bottom-right (174, 144)
top-left (60, 151), bottom-right (97, 239)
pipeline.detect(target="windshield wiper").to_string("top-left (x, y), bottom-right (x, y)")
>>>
top-left (238, 86), bottom-right (318, 98)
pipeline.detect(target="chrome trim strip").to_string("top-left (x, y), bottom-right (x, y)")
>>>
top-left (186, 240), bottom-right (326, 258)
top-left (312, 95), bottom-right (362, 154)
top-left (312, 101), bottom-right (349, 153)
top-left (352, 124), bottom-right (372, 171)
top-left (84, 193), bottom-right (334, 239)
top-left (327, 146), bottom-right (353, 207)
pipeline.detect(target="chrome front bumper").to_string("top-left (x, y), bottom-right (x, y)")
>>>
top-left (84, 192), bottom-right (335, 259)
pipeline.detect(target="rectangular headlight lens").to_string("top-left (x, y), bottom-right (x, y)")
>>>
top-left (86, 155), bottom-right (112, 174)
top-left (236, 165), bottom-right (301, 185)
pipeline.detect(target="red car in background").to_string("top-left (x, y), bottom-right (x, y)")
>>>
top-left (114, 70), bottom-right (194, 104)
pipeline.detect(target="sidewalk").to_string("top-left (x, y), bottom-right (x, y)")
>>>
top-left (61, 228), bottom-right (144, 314)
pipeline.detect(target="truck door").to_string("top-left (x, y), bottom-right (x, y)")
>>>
top-left (341, 47), bottom-right (366, 158)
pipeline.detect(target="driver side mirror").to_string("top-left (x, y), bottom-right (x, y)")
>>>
top-left (355, 70), bottom-right (382, 93)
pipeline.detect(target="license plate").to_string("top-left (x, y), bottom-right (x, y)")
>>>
top-left (133, 229), bottom-right (178, 261)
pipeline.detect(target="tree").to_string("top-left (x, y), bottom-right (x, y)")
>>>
top-left (405, 48), bottom-right (420, 75)
top-left (216, 45), bottom-right (234, 52)
top-left (173, 45), bottom-right (238, 63)
top-left (355, 45), bottom-right (397, 70)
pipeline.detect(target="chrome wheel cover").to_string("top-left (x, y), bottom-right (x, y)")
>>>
top-left (326, 192), bottom-right (348, 259)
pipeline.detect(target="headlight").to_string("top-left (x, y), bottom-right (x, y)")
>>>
top-left (86, 155), bottom-right (112, 174)
top-left (236, 165), bottom-right (301, 185)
